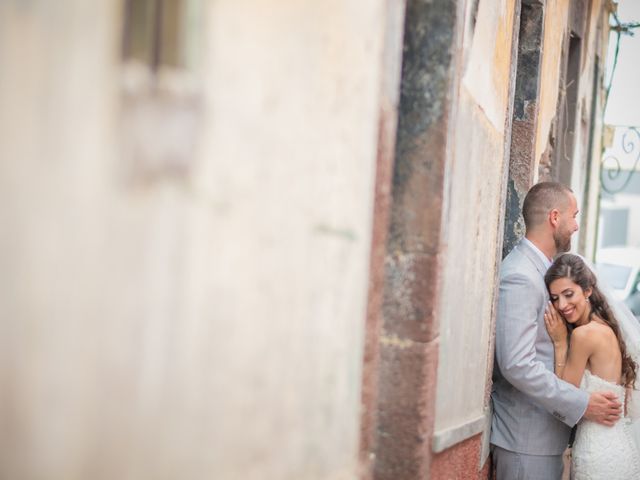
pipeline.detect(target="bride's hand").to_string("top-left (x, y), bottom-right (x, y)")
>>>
top-left (544, 301), bottom-right (568, 345)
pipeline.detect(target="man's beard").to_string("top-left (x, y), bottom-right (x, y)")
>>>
top-left (554, 230), bottom-right (572, 253)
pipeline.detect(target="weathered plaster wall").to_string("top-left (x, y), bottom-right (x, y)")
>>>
top-left (0, 1), bottom-right (398, 478)
top-left (427, 0), bottom-right (609, 476)
top-left (462, 0), bottom-right (516, 135)
top-left (432, 0), bottom-right (516, 456)
top-left (535, 0), bottom-right (571, 172)
top-left (503, 0), bottom-right (546, 258)
top-left (531, 0), bottom-right (607, 256)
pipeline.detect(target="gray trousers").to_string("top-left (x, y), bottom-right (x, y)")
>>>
top-left (492, 445), bottom-right (564, 480)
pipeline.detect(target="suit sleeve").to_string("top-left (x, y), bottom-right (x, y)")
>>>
top-left (495, 272), bottom-right (589, 427)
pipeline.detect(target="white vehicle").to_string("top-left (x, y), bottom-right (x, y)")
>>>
top-left (594, 247), bottom-right (640, 320)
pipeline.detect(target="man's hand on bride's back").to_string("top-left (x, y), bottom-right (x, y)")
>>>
top-left (584, 391), bottom-right (622, 426)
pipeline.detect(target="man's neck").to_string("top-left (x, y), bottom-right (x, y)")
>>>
top-left (524, 232), bottom-right (556, 261)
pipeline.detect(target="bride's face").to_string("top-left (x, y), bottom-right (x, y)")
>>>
top-left (548, 277), bottom-right (592, 326)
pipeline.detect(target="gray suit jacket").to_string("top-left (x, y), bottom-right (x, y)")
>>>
top-left (491, 240), bottom-right (589, 455)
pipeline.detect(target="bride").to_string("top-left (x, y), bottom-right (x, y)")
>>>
top-left (544, 253), bottom-right (640, 479)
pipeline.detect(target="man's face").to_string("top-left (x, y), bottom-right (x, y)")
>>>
top-left (553, 193), bottom-right (579, 253)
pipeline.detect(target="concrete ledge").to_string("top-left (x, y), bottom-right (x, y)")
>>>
top-left (432, 413), bottom-right (487, 453)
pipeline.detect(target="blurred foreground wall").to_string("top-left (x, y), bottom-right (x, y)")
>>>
top-left (0, 1), bottom-right (403, 478)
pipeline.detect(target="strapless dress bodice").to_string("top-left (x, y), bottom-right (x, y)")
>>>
top-left (571, 370), bottom-right (640, 480)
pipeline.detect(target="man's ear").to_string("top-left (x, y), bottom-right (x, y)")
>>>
top-left (549, 208), bottom-right (560, 227)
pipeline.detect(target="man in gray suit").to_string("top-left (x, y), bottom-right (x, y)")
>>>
top-left (491, 182), bottom-right (622, 479)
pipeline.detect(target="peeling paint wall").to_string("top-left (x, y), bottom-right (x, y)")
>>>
top-left (504, 0), bottom-right (609, 260)
top-left (503, 0), bottom-right (546, 258)
top-left (433, 0), bottom-right (516, 456)
top-left (534, 0), bottom-right (609, 259)
top-left (0, 1), bottom-right (401, 478)
top-left (535, 0), bottom-right (571, 173)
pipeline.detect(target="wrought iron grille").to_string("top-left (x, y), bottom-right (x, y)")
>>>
top-left (601, 126), bottom-right (640, 194)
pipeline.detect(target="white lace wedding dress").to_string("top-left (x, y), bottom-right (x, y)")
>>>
top-left (571, 370), bottom-right (640, 479)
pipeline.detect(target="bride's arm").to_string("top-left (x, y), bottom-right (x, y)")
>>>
top-left (544, 303), bottom-right (594, 387)
top-left (560, 328), bottom-right (594, 387)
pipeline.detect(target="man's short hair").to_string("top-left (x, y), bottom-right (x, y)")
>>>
top-left (522, 182), bottom-right (573, 229)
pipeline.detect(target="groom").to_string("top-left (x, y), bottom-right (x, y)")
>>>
top-left (491, 182), bottom-right (622, 479)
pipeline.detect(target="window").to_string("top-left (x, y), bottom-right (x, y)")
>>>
top-left (123, 0), bottom-right (202, 71)
top-left (596, 263), bottom-right (632, 290)
top-left (120, 0), bottom-right (203, 179)
top-left (599, 209), bottom-right (629, 248)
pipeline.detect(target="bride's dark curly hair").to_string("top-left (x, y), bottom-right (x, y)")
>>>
top-left (544, 254), bottom-right (637, 390)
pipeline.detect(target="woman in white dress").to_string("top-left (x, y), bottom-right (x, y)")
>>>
top-left (544, 253), bottom-right (640, 479)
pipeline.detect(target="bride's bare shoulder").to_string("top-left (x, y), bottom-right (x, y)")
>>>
top-left (572, 319), bottom-right (617, 349)
top-left (571, 321), bottom-right (609, 344)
